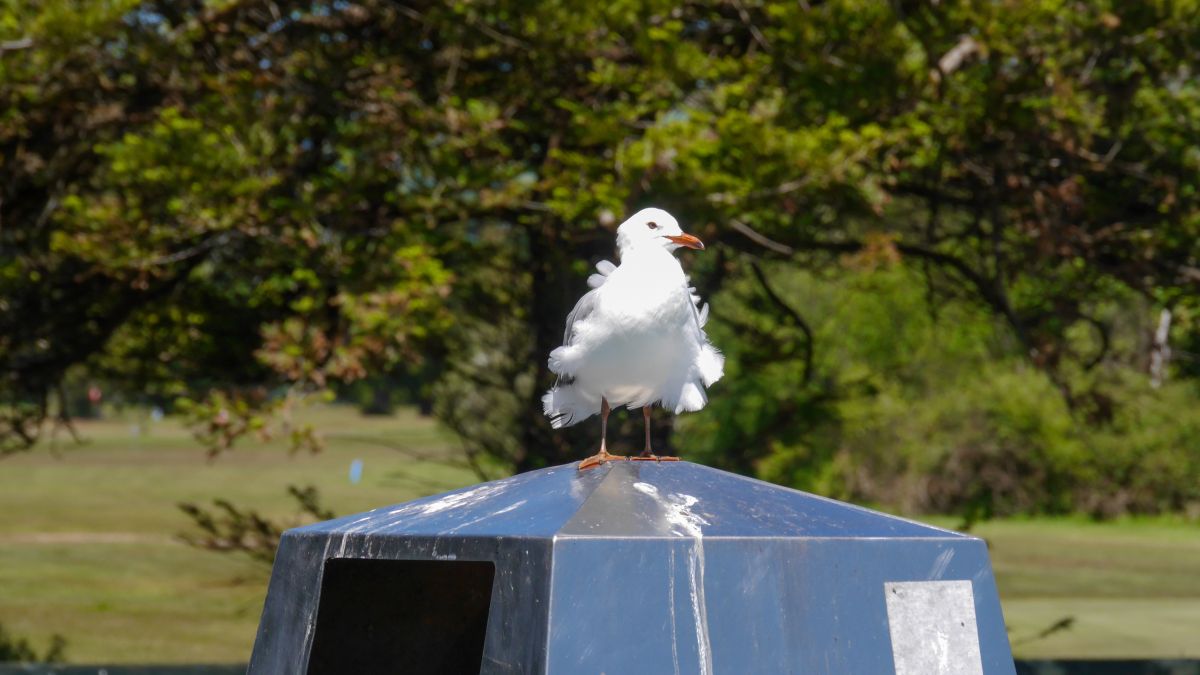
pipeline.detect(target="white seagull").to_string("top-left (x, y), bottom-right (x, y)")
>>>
top-left (542, 207), bottom-right (724, 469)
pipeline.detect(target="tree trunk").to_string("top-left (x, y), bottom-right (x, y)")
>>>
top-left (1149, 308), bottom-right (1172, 389)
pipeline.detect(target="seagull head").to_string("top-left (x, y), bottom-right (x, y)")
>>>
top-left (615, 207), bottom-right (705, 256)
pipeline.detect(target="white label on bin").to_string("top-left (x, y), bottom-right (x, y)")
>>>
top-left (885, 580), bottom-right (983, 675)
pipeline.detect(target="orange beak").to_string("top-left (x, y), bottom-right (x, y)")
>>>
top-left (665, 233), bottom-right (705, 250)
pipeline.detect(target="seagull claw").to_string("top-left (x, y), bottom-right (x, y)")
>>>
top-left (578, 449), bottom-right (627, 471)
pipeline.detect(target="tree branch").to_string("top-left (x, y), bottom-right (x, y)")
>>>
top-left (748, 261), bottom-right (814, 384)
top-left (729, 218), bottom-right (1033, 354)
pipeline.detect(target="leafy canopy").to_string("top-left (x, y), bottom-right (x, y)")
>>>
top-left (2, 1), bottom-right (1198, 513)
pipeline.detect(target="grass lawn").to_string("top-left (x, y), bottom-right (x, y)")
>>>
top-left (967, 517), bottom-right (1200, 659)
top-left (0, 405), bottom-right (480, 662)
top-left (2, 405), bottom-right (1198, 662)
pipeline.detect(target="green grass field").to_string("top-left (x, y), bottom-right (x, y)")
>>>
top-left (1, 405), bottom-right (1197, 662)
top-left (939, 517), bottom-right (1200, 659)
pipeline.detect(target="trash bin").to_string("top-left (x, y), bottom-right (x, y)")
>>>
top-left (249, 461), bottom-right (1015, 674)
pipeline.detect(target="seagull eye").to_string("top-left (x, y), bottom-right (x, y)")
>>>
top-left (647, 221), bottom-right (659, 230)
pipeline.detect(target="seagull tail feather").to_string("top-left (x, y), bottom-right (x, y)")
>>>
top-left (697, 343), bottom-right (725, 387)
top-left (673, 380), bottom-right (708, 414)
top-left (542, 385), bottom-right (599, 429)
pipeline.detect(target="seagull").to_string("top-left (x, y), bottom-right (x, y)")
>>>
top-left (542, 207), bottom-right (724, 470)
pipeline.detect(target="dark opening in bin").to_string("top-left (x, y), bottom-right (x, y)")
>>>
top-left (306, 558), bottom-right (495, 675)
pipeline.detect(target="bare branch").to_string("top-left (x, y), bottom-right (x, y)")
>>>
top-left (938, 35), bottom-right (980, 75)
top-left (0, 37), bottom-right (33, 53)
top-left (729, 219), bottom-right (796, 255)
top-left (749, 261), bottom-right (814, 384)
top-left (729, 0), bottom-right (770, 52)
top-left (728, 218), bottom-right (1033, 353)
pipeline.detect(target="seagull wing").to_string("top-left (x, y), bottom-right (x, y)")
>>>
top-left (561, 287), bottom-right (599, 347)
top-left (557, 259), bottom-right (614, 379)
top-left (549, 261), bottom-right (617, 384)
top-left (549, 286), bottom-right (601, 386)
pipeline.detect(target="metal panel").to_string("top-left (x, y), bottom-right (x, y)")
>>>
top-left (249, 460), bottom-right (1015, 674)
top-left (546, 537), bottom-right (1012, 675)
top-left (248, 534), bottom-right (554, 674)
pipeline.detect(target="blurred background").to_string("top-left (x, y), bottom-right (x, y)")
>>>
top-left (2, 0), bottom-right (1198, 666)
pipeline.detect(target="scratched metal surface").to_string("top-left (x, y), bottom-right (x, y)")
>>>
top-left (248, 460), bottom-right (1016, 674)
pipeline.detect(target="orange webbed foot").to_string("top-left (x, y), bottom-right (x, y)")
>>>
top-left (578, 449), bottom-right (627, 471)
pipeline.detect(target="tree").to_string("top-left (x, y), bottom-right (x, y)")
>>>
top-left (618, 1), bottom-right (1199, 406)
top-left (0, 0), bottom-right (765, 469)
top-left (2, 1), bottom-right (1197, 500)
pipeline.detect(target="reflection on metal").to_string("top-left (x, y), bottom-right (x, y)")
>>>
top-left (249, 461), bottom-right (1017, 674)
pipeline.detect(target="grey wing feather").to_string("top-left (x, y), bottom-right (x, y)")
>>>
top-left (554, 288), bottom-right (599, 386)
top-left (562, 287), bottom-right (600, 346)
top-left (571, 260), bottom-right (613, 358)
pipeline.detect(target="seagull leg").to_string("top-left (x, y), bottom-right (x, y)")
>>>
top-left (632, 405), bottom-right (679, 462)
top-left (578, 397), bottom-right (626, 470)
top-left (640, 406), bottom-right (653, 457)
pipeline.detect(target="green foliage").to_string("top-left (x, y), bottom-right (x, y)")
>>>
top-left (0, 622), bottom-right (66, 663)
top-left (177, 485), bottom-right (336, 565)
top-left (1, 1), bottom-right (1197, 514)
top-left (1080, 380), bottom-right (1200, 517)
top-left (683, 260), bottom-right (1200, 519)
top-left (839, 362), bottom-right (1084, 520)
